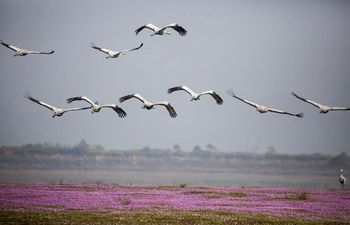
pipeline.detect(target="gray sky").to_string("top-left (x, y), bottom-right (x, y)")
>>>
top-left (0, 0), bottom-right (349, 154)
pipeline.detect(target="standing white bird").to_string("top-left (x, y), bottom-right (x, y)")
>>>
top-left (90, 43), bottom-right (143, 59)
top-left (135, 23), bottom-right (187, 36)
top-left (25, 94), bottom-right (91, 118)
top-left (292, 92), bottom-right (350, 113)
top-left (1, 40), bottom-right (54, 56)
top-left (168, 85), bottom-right (223, 105)
top-left (119, 93), bottom-right (177, 118)
top-left (228, 90), bottom-right (304, 118)
top-left (339, 169), bottom-right (346, 189)
top-left (66, 96), bottom-right (127, 118)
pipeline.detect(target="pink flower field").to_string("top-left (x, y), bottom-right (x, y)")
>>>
top-left (0, 184), bottom-right (349, 224)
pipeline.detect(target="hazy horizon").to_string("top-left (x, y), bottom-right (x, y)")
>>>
top-left (1, 139), bottom-right (349, 156)
top-left (1, 0), bottom-right (350, 154)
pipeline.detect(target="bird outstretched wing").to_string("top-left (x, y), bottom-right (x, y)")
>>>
top-left (64, 106), bottom-right (92, 113)
top-left (163, 23), bottom-right (187, 36)
top-left (26, 50), bottom-right (54, 55)
top-left (153, 101), bottom-right (177, 118)
top-left (100, 104), bottom-right (127, 118)
top-left (122, 43), bottom-right (143, 53)
top-left (291, 92), bottom-right (324, 109)
top-left (90, 43), bottom-right (115, 55)
top-left (66, 96), bottom-right (96, 106)
top-left (267, 107), bottom-right (304, 118)
top-left (168, 85), bottom-right (196, 96)
top-left (329, 107), bottom-right (350, 111)
top-left (199, 90), bottom-right (224, 105)
top-left (227, 90), bottom-right (259, 109)
top-left (135, 23), bottom-right (159, 35)
top-left (119, 93), bottom-right (147, 104)
top-left (1, 41), bottom-right (24, 52)
top-left (25, 94), bottom-right (56, 112)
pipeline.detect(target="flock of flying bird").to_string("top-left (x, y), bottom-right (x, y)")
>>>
top-left (1, 22), bottom-right (348, 186)
top-left (20, 87), bottom-right (350, 119)
top-left (2, 22), bottom-right (350, 120)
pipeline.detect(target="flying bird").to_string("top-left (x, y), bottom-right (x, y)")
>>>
top-left (228, 90), bottom-right (304, 118)
top-left (90, 43), bottom-right (143, 59)
top-left (119, 93), bottom-right (177, 118)
top-left (135, 23), bottom-right (187, 36)
top-left (291, 92), bottom-right (350, 113)
top-left (1, 40), bottom-right (54, 56)
top-left (66, 96), bottom-right (127, 118)
top-left (339, 169), bottom-right (346, 189)
top-left (25, 94), bottom-right (91, 118)
top-left (168, 85), bottom-right (223, 105)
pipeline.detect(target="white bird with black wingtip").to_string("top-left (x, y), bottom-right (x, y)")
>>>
top-left (119, 93), bottom-right (177, 118)
top-left (135, 23), bottom-right (187, 36)
top-left (25, 94), bottom-right (91, 118)
top-left (66, 96), bottom-right (127, 118)
top-left (90, 43), bottom-right (143, 59)
top-left (228, 90), bottom-right (304, 118)
top-left (292, 92), bottom-right (350, 113)
top-left (339, 169), bottom-right (346, 189)
top-left (1, 40), bottom-right (54, 56)
top-left (168, 85), bottom-right (224, 105)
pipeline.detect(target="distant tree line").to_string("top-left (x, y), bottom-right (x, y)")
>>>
top-left (0, 140), bottom-right (348, 175)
